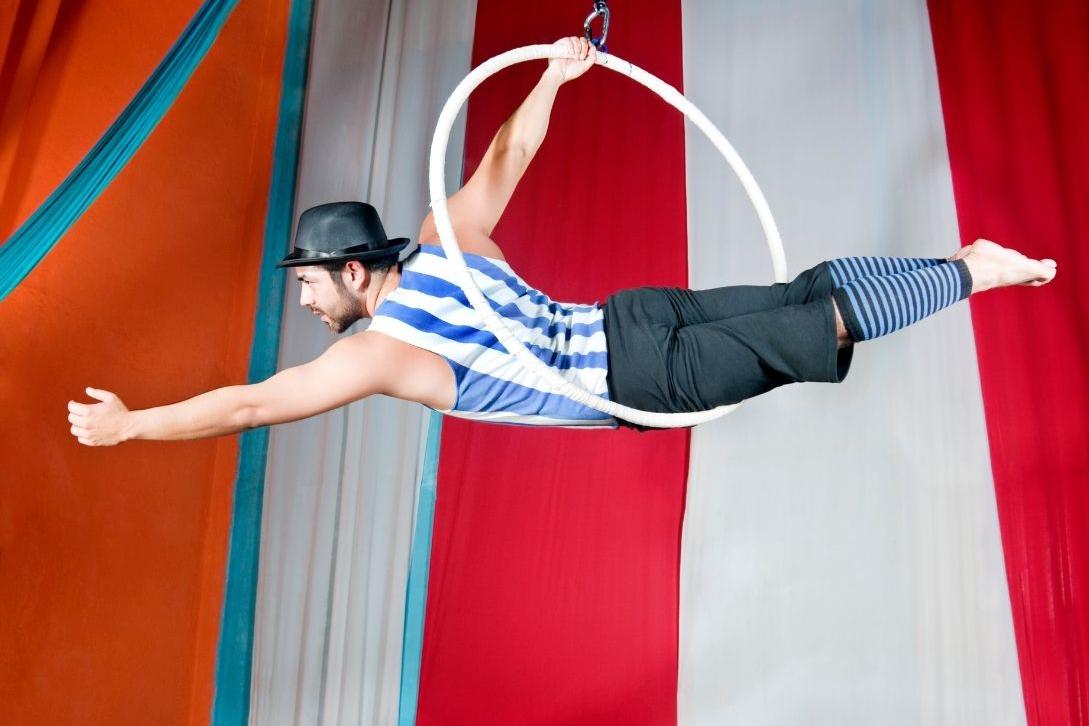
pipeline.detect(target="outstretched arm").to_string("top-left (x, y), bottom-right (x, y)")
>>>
top-left (420, 36), bottom-right (597, 241)
top-left (67, 333), bottom-right (383, 446)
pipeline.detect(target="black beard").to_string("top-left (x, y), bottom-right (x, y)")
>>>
top-left (325, 288), bottom-right (365, 333)
top-left (326, 306), bottom-right (363, 333)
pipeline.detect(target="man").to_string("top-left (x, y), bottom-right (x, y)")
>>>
top-left (67, 36), bottom-right (1056, 444)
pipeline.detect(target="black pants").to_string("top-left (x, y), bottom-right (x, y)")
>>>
top-left (602, 261), bottom-right (853, 431)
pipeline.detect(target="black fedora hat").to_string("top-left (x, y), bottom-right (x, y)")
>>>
top-left (277, 201), bottom-right (416, 268)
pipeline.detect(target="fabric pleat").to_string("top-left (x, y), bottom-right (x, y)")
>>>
top-left (0, 0), bottom-right (241, 300)
top-left (249, 2), bottom-right (478, 724)
top-left (929, 0), bottom-right (1089, 723)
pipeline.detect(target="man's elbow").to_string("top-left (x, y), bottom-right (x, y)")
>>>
top-left (243, 391), bottom-right (323, 430)
top-left (237, 403), bottom-right (264, 431)
top-left (499, 141), bottom-right (533, 165)
top-left (231, 384), bottom-right (276, 431)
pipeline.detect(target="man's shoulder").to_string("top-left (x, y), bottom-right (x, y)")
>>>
top-left (358, 328), bottom-right (419, 361)
top-left (417, 234), bottom-right (506, 262)
top-left (328, 331), bottom-right (407, 395)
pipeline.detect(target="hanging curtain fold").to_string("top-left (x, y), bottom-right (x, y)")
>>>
top-left (0, 0), bottom-right (241, 301)
top-left (248, 1), bottom-right (477, 724)
top-left (0, 1), bottom-right (63, 198)
top-left (210, 0), bottom-right (315, 721)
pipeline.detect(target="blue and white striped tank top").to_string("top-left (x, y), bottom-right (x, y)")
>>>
top-left (368, 245), bottom-right (618, 429)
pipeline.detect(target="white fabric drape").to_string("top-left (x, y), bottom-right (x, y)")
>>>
top-left (249, 1), bottom-right (475, 724)
top-left (679, 1), bottom-right (1024, 724)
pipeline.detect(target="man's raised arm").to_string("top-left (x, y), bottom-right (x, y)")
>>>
top-left (67, 333), bottom-right (382, 446)
top-left (420, 36), bottom-right (597, 240)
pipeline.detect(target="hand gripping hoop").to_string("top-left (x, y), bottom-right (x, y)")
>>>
top-left (428, 45), bottom-right (788, 429)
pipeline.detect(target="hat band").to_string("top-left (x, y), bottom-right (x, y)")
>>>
top-left (292, 241), bottom-right (397, 261)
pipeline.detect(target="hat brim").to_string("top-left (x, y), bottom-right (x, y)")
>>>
top-left (276, 238), bottom-right (412, 268)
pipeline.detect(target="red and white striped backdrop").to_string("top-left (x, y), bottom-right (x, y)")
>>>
top-left (269, 1), bottom-right (1089, 723)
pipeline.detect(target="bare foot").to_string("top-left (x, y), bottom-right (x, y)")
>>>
top-left (960, 238), bottom-right (1057, 294)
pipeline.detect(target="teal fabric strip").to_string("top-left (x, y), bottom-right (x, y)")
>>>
top-left (210, 0), bottom-right (314, 723)
top-left (0, 0), bottom-right (247, 301)
top-left (398, 410), bottom-right (444, 725)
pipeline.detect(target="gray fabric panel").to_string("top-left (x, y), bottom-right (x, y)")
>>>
top-left (250, 1), bottom-right (476, 724)
top-left (678, 1), bottom-right (1024, 724)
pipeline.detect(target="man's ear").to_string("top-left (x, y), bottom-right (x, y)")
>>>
top-left (344, 260), bottom-right (368, 291)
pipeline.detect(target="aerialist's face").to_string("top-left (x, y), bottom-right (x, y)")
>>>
top-left (296, 265), bottom-right (365, 334)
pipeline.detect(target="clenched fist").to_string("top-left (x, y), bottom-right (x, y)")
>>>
top-left (547, 36), bottom-right (597, 84)
top-left (67, 388), bottom-right (131, 447)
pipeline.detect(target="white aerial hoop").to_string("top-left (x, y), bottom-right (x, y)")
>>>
top-left (428, 44), bottom-right (787, 429)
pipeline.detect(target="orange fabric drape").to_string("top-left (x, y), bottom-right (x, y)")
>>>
top-left (0, 0), bottom-right (62, 216)
top-left (0, 1), bottom-right (291, 724)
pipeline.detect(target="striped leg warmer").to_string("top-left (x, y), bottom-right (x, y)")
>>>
top-left (827, 255), bottom-right (948, 287)
top-left (829, 257), bottom-right (974, 342)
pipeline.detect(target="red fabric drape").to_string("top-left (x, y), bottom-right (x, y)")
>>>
top-left (928, 1), bottom-right (1089, 723)
top-left (417, 2), bottom-right (691, 723)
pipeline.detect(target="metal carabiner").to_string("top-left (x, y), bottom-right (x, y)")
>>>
top-left (583, 1), bottom-right (610, 53)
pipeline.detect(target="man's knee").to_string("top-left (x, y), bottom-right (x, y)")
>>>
top-left (783, 261), bottom-right (836, 306)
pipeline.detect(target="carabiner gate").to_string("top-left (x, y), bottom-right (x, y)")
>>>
top-left (583, 1), bottom-right (610, 53)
